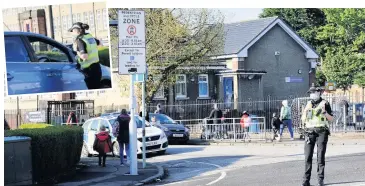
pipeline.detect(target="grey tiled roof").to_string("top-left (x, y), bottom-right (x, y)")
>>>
top-left (223, 16), bottom-right (278, 55)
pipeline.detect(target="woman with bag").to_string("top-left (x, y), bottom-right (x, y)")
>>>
top-left (93, 125), bottom-right (113, 167)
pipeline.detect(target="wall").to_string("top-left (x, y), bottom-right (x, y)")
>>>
top-left (243, 24), bottom-right (310, 98)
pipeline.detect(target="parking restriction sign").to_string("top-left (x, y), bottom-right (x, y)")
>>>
top-left (118, 10), bottom-right (146, 74)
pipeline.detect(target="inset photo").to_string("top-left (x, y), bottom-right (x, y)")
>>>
top-left (3, 2), bottom-right (112, 96)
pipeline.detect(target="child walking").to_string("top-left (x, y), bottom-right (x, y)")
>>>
top-left (271, 113), bottom-right (282, 141)
top-left (93, 125), bottom-right (113, 167)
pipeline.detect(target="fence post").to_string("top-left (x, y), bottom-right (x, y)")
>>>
top-left (343, 106), bottom-right (347, 132)
top-left (264, 117), bottom-right (267, 142)
top-left (233, 119), bottom-right (236, 142)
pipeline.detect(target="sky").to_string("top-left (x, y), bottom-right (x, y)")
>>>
top-left (218, 8), bottom-right (263, 23)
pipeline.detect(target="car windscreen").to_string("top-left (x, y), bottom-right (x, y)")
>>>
top-left (151, 114), bottom-right (177, 124)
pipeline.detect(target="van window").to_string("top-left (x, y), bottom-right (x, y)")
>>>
top-left (90, 120), bottom-right (99, 131)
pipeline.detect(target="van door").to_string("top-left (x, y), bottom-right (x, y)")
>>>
top-left (88, 119), bottom-right (101, 153)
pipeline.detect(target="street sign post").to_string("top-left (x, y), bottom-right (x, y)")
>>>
top-left (118, 9), bottom-right (147, 175)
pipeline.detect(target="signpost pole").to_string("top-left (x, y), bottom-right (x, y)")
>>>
top-left (129, 75), bottom-right (138, 175)
top-left (142, 74), bottom-right (147, 169)
top-left (117, 9), bottom-right (146, 175)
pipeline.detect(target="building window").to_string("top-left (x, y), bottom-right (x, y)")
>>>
top-left (53, 18), bottom-right (57, 33)
top-left (198, 74), bottom-right (209, 97)
top-left (68, 15), bottom-right (72, 29)
top-left (83, 12), bottom-right (89, 24)
top-left (175, 75), bottom-right (187, 98)
top-left (77, 13), bottom-right (81, 22)
top-left (89, 11), bottom-right (94, 29)
top-left (72, 14), bottom-right (77, 24)
top-left (62, 16), bottom-right (67, 32)
top-left (103, 9), bottom-right (108, 29)
top-left (153, 76), bottom-right (164, 99)
top-left (96, 10), bottom-right (101, 30)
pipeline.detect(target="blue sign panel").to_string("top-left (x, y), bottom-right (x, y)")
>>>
top-left (285, 77), bottom-right (303, 83)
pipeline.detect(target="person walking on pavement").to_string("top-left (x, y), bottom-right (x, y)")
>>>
top-left (66, 111), bottom-right (78, 125)
top-left (279, 100), bottom-right (294, 141)
top-left (207, 103), bottom-right (223, 136)
top-left (271, 112), bottom-right (281, 141)
top-left (69, 22), bottom-right (102, 89)
top-left (113, 109), bottom-right (131, 166)
top-left (93, 125), bottom-right (113, 167)
top-left (301, 84), bottom-right (334, 186)
top-left (239, 111), bottom-right (252, 142)
top-left (154, 104), bottom-right (163, 114)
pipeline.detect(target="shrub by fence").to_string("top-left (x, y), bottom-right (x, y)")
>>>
top-left (5, 126), bottom-right (83, 184)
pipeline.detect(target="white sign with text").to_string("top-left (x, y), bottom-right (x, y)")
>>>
top-left (118, 10), bottom-right (146, 74)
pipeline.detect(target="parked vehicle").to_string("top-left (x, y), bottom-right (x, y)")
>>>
top-left (82, 115), bottom-right (168, 157)
top-left (4, 31), bottom-right (111, 95)
top-left (149, 113), bottom-right (190, 144)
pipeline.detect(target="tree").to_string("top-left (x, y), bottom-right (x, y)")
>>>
top-left (109, 8), bottom-right (225, 103)
top-left (354, 72), bottom-right (365, 88)
top-left (321, 50), bottom-right (365, 91)
top-left (317, 8), bottom-right (365, 54)
top-left (260, 8), bottom-right (327, 55)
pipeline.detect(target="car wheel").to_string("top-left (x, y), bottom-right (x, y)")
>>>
top-left (82, 142), bottom-right (91, 157)
top-left (113, 142), bottom-right (120, 157)
top-left (157, 150), bottom-right (166, 155)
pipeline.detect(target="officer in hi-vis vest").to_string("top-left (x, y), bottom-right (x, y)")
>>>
top-left (69, 22), bottom-right (101, 89)
top-left (301, 84), bottom-right (334, 186)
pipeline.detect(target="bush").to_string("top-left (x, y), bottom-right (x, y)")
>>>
top-left (5, 126), bottom-right (83, 184)
top-left (35, 51), bottom-right (69, 62)
top-left (19, 123), bottom-right (52, 129)
top-left (98, 46), bottom-right (110, 67)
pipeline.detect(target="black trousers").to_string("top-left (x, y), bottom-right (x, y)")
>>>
top-left (83, 63), bottom-right (102, 89)
top-left (98, 153), bottom-right (107, 166)
top-left (303, 128), bottom-right (329, 183)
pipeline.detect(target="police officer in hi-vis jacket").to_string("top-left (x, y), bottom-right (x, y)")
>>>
top-left (301, 84), bottom-right (334, 186)
top-left (69, 22), bottom-right (101, 89)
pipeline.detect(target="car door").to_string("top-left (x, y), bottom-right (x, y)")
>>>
top-left (82, 120), bottom-right (92, 143)
top-left (88, 119), bottom-right (100, 153)
top-left (4, 35), bottom-right (42, 95)
top-left (25, 35), bottom-right (88, 93)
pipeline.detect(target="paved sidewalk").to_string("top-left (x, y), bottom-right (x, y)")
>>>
top-left (57, 157), bottom-right (165, 186)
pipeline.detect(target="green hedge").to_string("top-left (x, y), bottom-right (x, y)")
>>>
top-left (5, 126), bottom-right (83, 184)
top-left (19, 123), bottom-right (52, 129)
top-left (98, 46), bottom-right (110, 67)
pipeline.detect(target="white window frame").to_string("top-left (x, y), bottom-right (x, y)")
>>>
top-left (72, 14), bottom-right (77, 24)
top-left (198, 74), bottom-right (209, 98)
top-left (77, 13), bottom-right (81, 22)
top-left (103, 9), bottom-right (108, 29)
top-left (96, 10), bottom-right (101, 30)
top-left (83, 12), bottom-right (89, 25)
top-left (89, 11), bottom-right (94, 29)
top-left (175, 74), bottom-right (187, 98)
top-left (62, 16), bottom-right (67, 32)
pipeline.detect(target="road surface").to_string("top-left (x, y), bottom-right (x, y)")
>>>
top-left (145, 143), bottom-right (365, 186)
